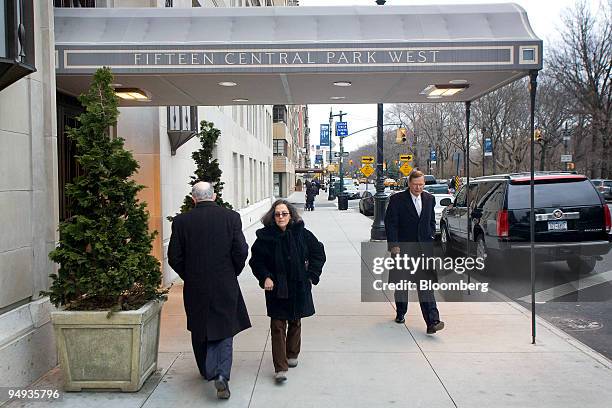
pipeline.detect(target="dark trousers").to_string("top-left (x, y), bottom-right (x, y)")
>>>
top-left (191, 333), bottom-right (233, 381)
top-left (395, 286), bottom-right (440, 327)
top-left (270, 319), bottom-right (301, 372)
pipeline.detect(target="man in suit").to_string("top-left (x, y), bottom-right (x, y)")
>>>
top-left (168, 181), bottom-right (250, 399)
top-left (384, 170), bottom-right (445, 334)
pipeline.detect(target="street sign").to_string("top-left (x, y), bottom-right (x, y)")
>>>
top-left (399, 154), bottom-right (413, 162)
top-left (361, 156), bottom-right (374, 164)
top-left (320, 124), bottom-right (330, 146)
top-left (430, 149), bottom-right (437, 164)
top-left (561, 154), bottom-right (572, 163)
top-left (484, 138), bottom-right (493, 157)
top-left (361, 164), bottom-right (374, 177)
top-left (399, 162), bottom-right (413, 176)
top-left (315, 154), bottom-right (323, 164)
top-left (336, 121), bottom-right (348, 137)
top-left (334, 151), bottom-right (349, 157)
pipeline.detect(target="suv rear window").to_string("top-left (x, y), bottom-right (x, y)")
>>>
top-left (507, 180), bottom-right (602, 209)
top-left (424, 175), bottom-right (437, 185)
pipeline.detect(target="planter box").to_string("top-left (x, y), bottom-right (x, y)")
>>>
top-left (51, 300), bottom-right (164, 392)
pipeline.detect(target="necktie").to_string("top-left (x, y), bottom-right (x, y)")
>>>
top-left (415, 196), bottom-right (422, 216)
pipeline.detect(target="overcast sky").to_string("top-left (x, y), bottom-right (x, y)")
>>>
top-left (300, 0), bottom-right (602, 155)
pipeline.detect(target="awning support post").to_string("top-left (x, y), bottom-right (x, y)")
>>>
top-left (529, 69), bottom-right (539, 344)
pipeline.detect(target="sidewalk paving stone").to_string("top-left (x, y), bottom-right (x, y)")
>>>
top-left (6, 197), bottom-right (612, 408)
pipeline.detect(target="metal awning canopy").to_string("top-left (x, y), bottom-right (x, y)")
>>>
top-left (54, 3), bottom-right (542, 106)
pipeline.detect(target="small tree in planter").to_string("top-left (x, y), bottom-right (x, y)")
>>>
top-left (42, 67), bottom-right (166, 392)
top-left (174, 120), bottom-right (232, 217)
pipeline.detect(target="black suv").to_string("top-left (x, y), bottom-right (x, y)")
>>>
top-left (440, 172), bottom-right (612, 273)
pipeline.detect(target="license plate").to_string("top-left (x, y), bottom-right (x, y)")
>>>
top-left (548, 220), bottom-right (568, 231)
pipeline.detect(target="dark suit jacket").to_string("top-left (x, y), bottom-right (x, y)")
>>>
top-left (384, 190), bottom-right (437, 249)
top-left (168, 201), bottom-right (251, 341)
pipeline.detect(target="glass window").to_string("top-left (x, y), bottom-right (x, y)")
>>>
top-left (455, 186), bottom-right (467, 207)
top-left (273, 139), bottom-right (286, 156)
top-left (273, 105), bottom-right (287, 123)
top-left (508, 180), bottom-right (602, 209)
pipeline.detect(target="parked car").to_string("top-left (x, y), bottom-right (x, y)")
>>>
top-left (425, 183), bottom-right (451, 194)
top-left (591, 179), bottom-right (612, 201)
top-left (398, 174), bottom-right (437, 189)
top-left (334, 178), bottom-right (361, 199)
top-left (440, 172), bottom-right (612, 274)
top-left (432, 193), bottom-right (454, 236)
top-left (358, 189), bottom-right (393, 216)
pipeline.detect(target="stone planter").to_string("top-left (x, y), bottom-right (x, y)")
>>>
top-left (51, 299), bottom-right (164, 392)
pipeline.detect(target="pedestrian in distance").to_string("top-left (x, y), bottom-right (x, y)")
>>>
top-left (384, 170), bottom-right (445, 334)
top-left (249, 199), bottom-right (326, 383)
top-left (168, 181), bottom-right (250, 400)
top-left (305, 182), bottom-right (317, 211)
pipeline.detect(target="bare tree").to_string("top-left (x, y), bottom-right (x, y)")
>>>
top-left (548, 0), bottom-right (612, 177)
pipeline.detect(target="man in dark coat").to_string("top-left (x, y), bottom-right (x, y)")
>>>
top-left (168, 181), bottom-right (250, 399)
top-left (384, 170), bottom-right (445, 334)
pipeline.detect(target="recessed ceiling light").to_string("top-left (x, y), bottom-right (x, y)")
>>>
top-left (218, 81), bottom-right (238, 87)
top-left (421, 84), bottom-right (469, 97)
top-left (115, 88), bottom-right (150, 101)
top-left (449, 79), bottom-right (468, 84)
top-left (333, 81), bottom-right (352, 87)
top-left (330, 96), bottom-right (346, 100)
top-left (232, 98), bottom-right (249, 102)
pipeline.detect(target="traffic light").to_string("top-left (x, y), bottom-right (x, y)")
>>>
top-left (349, 159), bottom-right (353, 166)
top-left (534, 127), bottom-right (543, 142)
top-left (396, 127), bottom-right (407, 143)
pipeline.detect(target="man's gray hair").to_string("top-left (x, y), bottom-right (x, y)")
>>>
top-left (192, 181), bottom-right (215, 202)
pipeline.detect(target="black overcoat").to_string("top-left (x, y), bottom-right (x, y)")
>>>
top-left (168, 201), bottom-right (251, 341)
top-left (249, 220), bottom-right (326, 321)
top-left (384, 190), bottom-right (437, 283)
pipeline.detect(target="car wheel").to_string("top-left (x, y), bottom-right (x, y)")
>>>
top-left (440, 225), bottom-right (452, 256)
top-left (566, 256), bottom-right (597, 274)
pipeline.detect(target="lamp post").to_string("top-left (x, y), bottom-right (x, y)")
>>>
top-left (327, 109), bottom-right (334, 200)
top-left (371, 0), bottom-right (388, 240)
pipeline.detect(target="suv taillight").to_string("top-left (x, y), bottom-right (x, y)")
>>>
top-left (497, 210), bottom-right (509, 237)
top-left (604, 205), bottom-right (611, 233)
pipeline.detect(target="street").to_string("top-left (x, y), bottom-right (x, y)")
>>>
top-left (302, 188), bottom-right (612, 361)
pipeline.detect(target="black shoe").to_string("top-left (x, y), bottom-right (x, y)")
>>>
top-left (427, 321), bottom-right (445, 334)
top-left (395, 315), bottom-right (405, 324)
top-left (214, 375), bottom-right (230, 399)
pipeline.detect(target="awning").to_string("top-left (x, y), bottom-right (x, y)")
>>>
top-left (54, 4), bottom-right (542, 106)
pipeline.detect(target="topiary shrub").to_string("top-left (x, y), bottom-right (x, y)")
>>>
top-left (173, 120), bottom-right (232, 217)
top-left (42, 67), bottom-right (166, 312)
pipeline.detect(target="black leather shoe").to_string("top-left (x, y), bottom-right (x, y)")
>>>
top-left (395, 315), bottom-right (405, 324)
top-left (214, 375), bottom-right (230, 399)
top-left (427, 321), bottom-right (445, 334)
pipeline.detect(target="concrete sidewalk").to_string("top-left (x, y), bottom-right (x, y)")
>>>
top-left (6, 192), bottom-right (612, 408)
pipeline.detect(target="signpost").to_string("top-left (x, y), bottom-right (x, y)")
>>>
top-left (561, 154), bottom-right (572, 163)
top-left (430, 149), bottom-right (437, 164)
top-left (484, 138), bottom-right (493, 157)
top-left (399, 154), bottom-right (413, 162)
top-left (361, 156), bottom-right (374, 164)
top-left (361, 164), bottom-right (374, 177)
top-left (320, 124), bottom-right (330, 146)
top-left (336, 121), bottom-right (348, 137)
top-left (399, 162), bottom-right (413, 176)
top-left (334, 151), bottom-right (349, 157)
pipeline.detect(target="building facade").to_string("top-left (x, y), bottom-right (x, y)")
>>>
top-left (272, 104), bottom-right (310, 197)
top-left (0, 0), bottom-right (286, 393)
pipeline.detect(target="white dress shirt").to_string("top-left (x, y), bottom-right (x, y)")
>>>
top-left (410, 192), bottom-right (422, 217)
